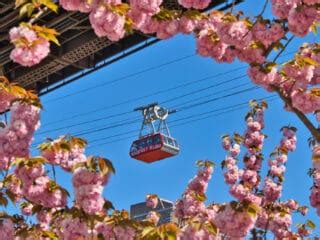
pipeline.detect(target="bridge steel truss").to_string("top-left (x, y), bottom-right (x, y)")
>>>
top-left (0, 0), bottom-right (242, 95)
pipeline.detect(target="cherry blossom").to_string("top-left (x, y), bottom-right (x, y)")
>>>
top-left (10, 25), bottom-right (50, 67)
top-left (178, 0), bottom-right (211, 10)
top-left (89, 5), bottom-right (126, 41)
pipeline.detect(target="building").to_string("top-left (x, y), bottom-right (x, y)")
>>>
top-left (130, 199), bottom-right (174, 224)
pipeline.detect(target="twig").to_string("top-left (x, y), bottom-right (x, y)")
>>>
top-left (273, 35), bottom-right (295, 63)
top-left (230, 0), bottom-right (236, 13)
top-left (242, 0), bottom-right (269, 40)
top-left (29, 7), bottom-right (48, 25)
top-left (259, 0), bottom-right (269, 17)
top-left (51, 164), bottom-right (56, 182)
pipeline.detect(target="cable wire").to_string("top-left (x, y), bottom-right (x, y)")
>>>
top-left (41, 66), bottom-right (246, 127)
top-left (40, 50), bottom-right (296, 127)
top-left (86, 95), bottom-right (274, 145)
top-left (43, 54), bottom-right (196, 104)
top-left (36, 74), bottom-right (248, 135)
top-left (87, 96), bottom-right (279, 149)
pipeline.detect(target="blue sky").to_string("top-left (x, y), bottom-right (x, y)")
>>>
top-left (26, 0), bottom-right (319, 235)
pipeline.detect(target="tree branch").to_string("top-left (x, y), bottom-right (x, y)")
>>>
top-left (29, 7), bottom-right (48, 25)
top-left (272, 86), bottom-right (320, 142)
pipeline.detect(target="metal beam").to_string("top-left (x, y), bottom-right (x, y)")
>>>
top-left (0, 0), bottom-right (244, 92)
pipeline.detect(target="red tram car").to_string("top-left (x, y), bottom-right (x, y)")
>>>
top-left (129, 103), bottom-right (180, 163)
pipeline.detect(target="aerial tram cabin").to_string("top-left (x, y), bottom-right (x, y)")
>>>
top-left (129, 103), bottom-right (180, 163)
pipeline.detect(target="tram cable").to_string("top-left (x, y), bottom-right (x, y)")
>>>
top-left (41, 85), bottom-right (261, 140)
top-left (87, 95), bottom-right (278, 149)
top-left (41, 66), bottom-right (246, 127)
top-left (38, 50), bottom-right (295, 129)
top-left (43, 54), bottom-right (196, 104)
top-left (32, 84), bottom-right (261, 147)
top-left (36, 74), bottom-right (248, 135)
top-left (86, 95), bottom-right (275, 145)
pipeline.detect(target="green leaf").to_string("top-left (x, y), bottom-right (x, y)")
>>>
top-left (38, 32), bottom-right (60, 46)
top-left (97, 157), bottom-right (115, 176)
top-left (194, 192), bottom-right (207, 202)
top-left (59, 142), bottom-right (70, 151)
top-left (15, 0), bottom-right (29, 8)
top-left (247, 207), bottom-right (257, 217)
top-left (273, 42), bottom-right (285, 52)
top-left (42, 230), bottom-right (59, 240)
top-left (310, 88), bottom-right (320, 97)
top-left (311, 23), bottom-right (318, 35)
top-left (19, 3), bottom-right (34, 17)
top-left (204, 221), bottom-right (218, 235)
top-left (303, 57), bottom-right (319, 66)
top-left (306, 220), bottom-right (316, 230)
top-left (141, 226), bottom-right (156, 238)
top-left (234, 133), bottom-right (244, 144)
top-left (221, 134), bottom-right (230, 139)
top-left (46, 33), bottom-right (60, 46)
top-left (249, 99), bottom-right (258, 108)
top-left (167, 235), bottom-right (177, 240)
top-left (39, 0), bottom-right (58, 12)
top-left (196, 160), bottom-right (204, 167)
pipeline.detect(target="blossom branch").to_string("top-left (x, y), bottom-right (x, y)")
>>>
top-left (272, 86), bottom-right (320, 142)
top-left (29, 7), bottom-right (48, 25)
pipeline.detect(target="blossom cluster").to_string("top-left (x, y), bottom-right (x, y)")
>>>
top-left (12, 158), bottom-right (68, 208)
top-left (56, 216), bottom-right (90, 239)
top-left (0, 103), bottom-right (40, 170)
top-left (174, 161), bottom-right (213, 219)
top-left (39, 136), bottom-right (87, 171)
top-left (0, 219), bottom-right (14, 240)
top-left (0, 78), bottom-right (40, 171)
top-left (174, 161), bottom-right (221, 239)
top-left (219, 101), bottom-right (312, 239)
top-left (73, 167), bottom-right (107, 215)
top-left (248, 43), bottom-right (320, 115)
top-left (256, 127), bottom-right (301, 238)
top-left (222, 102), bottom-right (266, 205)
top-left (9, 25), bottom-right (50, 67)
top-left (146, 194), bottom-right (159, 209)
top-left (271, 0), bottom-right (319, 37)
top-left (214, 203), bottom-right (258, 239)
top-left (72, 157), bottom-right (114, 215)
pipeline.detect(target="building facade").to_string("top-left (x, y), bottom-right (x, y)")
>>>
top-left (130, 199), bottom-right (174, 224)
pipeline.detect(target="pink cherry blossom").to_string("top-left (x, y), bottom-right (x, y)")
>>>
top-left (59, 0), bottom-right (95, 13)
top-left (288, 6), bottom-right (318, 37)
top-left (0, 219), bottom-right (14, 240)
top-left (156, 19), bottom-right (180, 39)
top-left (130, 0), bottom-right (162, 15)
top-left (271, 0), bottom-right (300, 19)
top-left (215, 204), bottom-right (257, 238)
top-left (178, 0), bottom-right (211, 10)
top-left (10, 26), bottom-right (50, 67)
top-left (146, 211), bottom-right (160, 224)
top-left (252, 22), bottom-right (285, 48)
top-left (89, 5), bottom-right (126, 41)
top-left (248, 66), bottom-right (279, 91)
top-left (217, 21), bottom-right (252, 49)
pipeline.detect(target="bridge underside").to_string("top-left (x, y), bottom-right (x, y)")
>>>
top-left (0, 0), bottom-right (241, 95)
